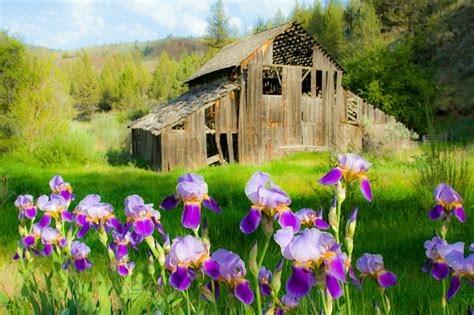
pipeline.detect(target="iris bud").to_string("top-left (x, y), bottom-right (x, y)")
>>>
top-left (345, 208), bottom-right (358, 239)
top-left (336, 181), bottom-right (346, 203)
top-left (328, 199), bottom-right (338, 232)
top-left (249, 242), bottom-right (258, 277)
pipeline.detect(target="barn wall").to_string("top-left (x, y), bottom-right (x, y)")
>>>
top-left (160, 109), bottom-right (206, 172)
top-left (131, 129), bottom-right (162, 171)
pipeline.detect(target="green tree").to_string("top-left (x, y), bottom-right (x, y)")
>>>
top-left (306, 0), bottom-right (324, 38)
top-left (206, 0), bottom-right (230, 48)
top-left (9, 56), bottom-right (74, 152)
top-left (273, 8), bottom-right (287, 26)
top-left (320, 0), bottom-right (346, 60)
top-left (70, 51), bottom-right (101, 119)
top-left (149, 52), bottom-right (179, 102)
top-left (344, 0), bottom-right (383, 59)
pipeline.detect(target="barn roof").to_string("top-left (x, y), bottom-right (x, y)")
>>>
top-left (186, 23), bottom-right (292, 82)
top-left (129, 80), bottom-right (239, 135)
top-left (187, 21), bottom-right (343, 83)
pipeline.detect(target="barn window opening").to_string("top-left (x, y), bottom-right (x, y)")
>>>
top-left (205, 105), bottom-right (216, 130)
top-left (316, 70), bottom-right (323, 98)
top-left (206, 134), bottom-right (218, 159)
top-left (302, 69), bottom-right (312, 96)
top-left (262, 66), bottom-right (282, 95)
top-left (172, 121), bottom-right (185, 130)
top-left (334, 72), bottom-right (338, 91)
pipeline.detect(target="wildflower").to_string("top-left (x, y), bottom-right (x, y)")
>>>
top-left (447, 254), bottom-right (474, 300)
top-left (160, 173), bottom-right (221, 230)
top-left (258, 266), bottom-right (272, 296)
top-left (356, 253), bottom-right (397, 288)
top-left (295, 208), bottom-right (329, 230)
top-left (14, 195), bottom-right (37, 220)
top-left (70, 241), bottom-right (92, 272)
top-left (319, 153), bottom-right (373, 202)
top-left (109, 230), bottom-right (136, 259)
top-left (240, 172), bottom-right (299, 234)
top-left (165, 235), bottom-right (219, 291)
top-left (125, 195), bottom-right (163, 238)
top-left (49, 175), bottom-right (75, 204)
top-left (274, 227), bottom-right (348, 298)
top-left (74, 194), bottom-right (122, 238)
top-left (429, 184), bottom-right (465, 223)
top-left (36, 194), bottom-right (72, 228)
top-left (212, 249), bottom-right (254, 305)
top-left (422, 235), bottom-right (464, 280)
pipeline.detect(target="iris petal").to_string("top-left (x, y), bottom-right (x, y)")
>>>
top-left (377, 271), bottom-right (397, 288)
top-left (134, 218), bottom-right (155, 237)
top-left (202, 197), bottom-right (221, 213)
top-left (428, 204), bottom-right (444, 221)
top-left (182, 202), bottom-right (201, 229)
top-left (77, 222), bottom-right (90, 239)
top-left (234, 280), bottom-right (254, 305)
top-left (25, 207), bottom-right (37, 220)
top-left (359, 176), bottom-right (373, 202)
top-left (160, 194), bottom-right (180, 210)
top-left (202, 258), bottom-right (220, 279)
top-left (286, 266), bottom-right (312, 298)
top-left (454, 206), bottom-right (466, 223)
top-left (170, 266), bottom-right (191, 291)
top-left (447, 275), bottom-right (461, 300)
top-left (431, 262), bottom-right (449, 280)
top-left (278, 210), bottom-right (300, 233)
top-left (326, 274), bottom-right (343, 298)
top-left (37, 214), bottom-right (51, 228)
top-left (319, 167), bottom-right (344, 185)
top-left (240, 206), bottom-right (262, 234)
top-left (328, 257), bottom-right (347, 283)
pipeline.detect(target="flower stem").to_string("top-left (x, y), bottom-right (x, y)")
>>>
top-left (442, 278), bottom-right (447, 315)
top-left (319, 288), bottom-right (329, 315)
top-left (255, 233), bottom-right (272, 314)
top-left (185, 289), bottom-right (192, 315)
top-left (344, 283), bottom-right (352, 315)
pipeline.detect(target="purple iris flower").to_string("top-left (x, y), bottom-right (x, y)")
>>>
top-left (74, 195), bottom-right (122, 238)
top-left (240, 172), bottom-right (300, 234)
top-left (109, 230), bottom-right (137, 258)
top-left (165, 235), bottom-right (219, 291)
top-left (160, 173), bottom-right (221, 230)
top-left (447, 254), bottom-right (474, 300)
top-left (296, 208), bottom-right (330, 230)
top-left (70, 241), bottom-right (92, 272)
top-left (49, 175), bottom-right (75, 204)
top-left (258, 266), bottom-right (272, 296)
top-left (212, 249), bottom-right (254, 305)
top-left (116, 260), bottom-right (136, 277)
top-left (319, 153), bottom-right (373, 202)
top-left (422, 236), bottom-right (465, 280)
top-left (274, 227), bottom-right (348, 298)
top-left (356, 253), bottom-right (397, 289)
top-left (125, 195), bottom-right (163, 238)
top-left (276, 293), bottom-right (300, 315)
top-left (429, 184), bottom-right (465, 223)
top-left (15, 195), bottom-right (37, 220)
top-left (36, 194), bottom-right (72, 228)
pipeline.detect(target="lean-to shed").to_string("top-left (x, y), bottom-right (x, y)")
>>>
top-left (130, 22), bottom-right (403, 172)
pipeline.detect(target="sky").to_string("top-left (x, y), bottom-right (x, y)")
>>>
top-left (0, 0), bottom-right (301, 50)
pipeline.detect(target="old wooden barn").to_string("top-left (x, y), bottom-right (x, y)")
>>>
top-left (129, 22), bottom-right (403, 172)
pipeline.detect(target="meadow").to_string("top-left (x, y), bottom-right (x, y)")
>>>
top-left (0, 149), bottom-right (473, 314)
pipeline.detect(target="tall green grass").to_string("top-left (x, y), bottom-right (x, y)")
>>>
top-left (0, 151), bottom-right (473, 314)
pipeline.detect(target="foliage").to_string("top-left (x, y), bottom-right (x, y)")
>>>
top-left (0, 32), bottom-right (30, 150)
top-left (343, 40), bottom-right (436, 135)
top-left (8, 56), bottom-right (74, 153)
top-left (69, 51), bottom-right (101, 120)
top-left (206, 0), bottom-right (231, 48)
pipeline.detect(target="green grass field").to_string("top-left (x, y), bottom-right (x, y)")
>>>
top-left (0, 150), bottom-right (473, 314)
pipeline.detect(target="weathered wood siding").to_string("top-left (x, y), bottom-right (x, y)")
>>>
top-left (161, 109), bottom-right (206, 172)
top-left (131, 129), bottom-right (161, 170)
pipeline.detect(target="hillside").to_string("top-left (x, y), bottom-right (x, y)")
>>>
top-left (411, 1), bottom-right (474, 137)
top-left (54, 37), bottom-right (209, 72)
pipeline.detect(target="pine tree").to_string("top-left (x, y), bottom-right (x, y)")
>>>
top-left (150, 52), bottom-right (179, 102)
top-left (273, 8), bottom-right (287, 26)
top-left (320, 0), bottom-right (346, 60)
top-left (206, 0), bottom-right (230, 48)
top-left (70, 51), bottom-right (101, 119)
top-left (307, 0), bottom-right (324, 38)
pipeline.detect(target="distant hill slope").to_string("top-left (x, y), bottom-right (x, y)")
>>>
top-left (416, 1), bottom-right (474, 118)
top-left (55, 37), bottom-right (209, 72)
